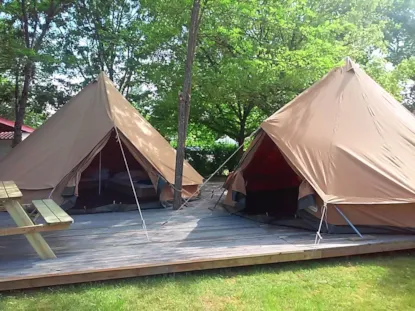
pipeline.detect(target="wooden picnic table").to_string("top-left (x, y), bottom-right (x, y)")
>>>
top-left (0, 181), bottom-right (73, 260)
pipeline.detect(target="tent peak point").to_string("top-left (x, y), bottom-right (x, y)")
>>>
top-left (344, 56), bottom-right (359, 72)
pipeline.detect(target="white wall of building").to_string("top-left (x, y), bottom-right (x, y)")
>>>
top-left (0, 132), bottom-right (31, 161)
top-left (0, 140), bottom-right (12, 160)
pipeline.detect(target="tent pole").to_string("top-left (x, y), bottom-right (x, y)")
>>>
top-left (98, 151), bottom-right (102, 195)
top-left (334, 205), bottom-right (363, 238)
top-left (324, 203), bottom-right (329, 231)
top-left (211, 187), bottom-right (226, 211)
top-left (114, 127), bottom-right (149, 241)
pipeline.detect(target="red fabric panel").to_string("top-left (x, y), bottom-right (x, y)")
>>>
top-left (83, 132), bottom-right (143, 176)
top-left (244, 134), bottom-right (300, 191)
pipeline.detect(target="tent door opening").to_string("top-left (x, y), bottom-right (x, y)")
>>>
top-left (74, 132), bottom-right (159, 211)
top-left (242, 133), bottom-right (301, 220)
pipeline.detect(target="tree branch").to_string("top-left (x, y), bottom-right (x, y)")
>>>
top-left (30, 1), bottom-right (39, 48)
top-left (198, 44), bottom-right (219, 71)
top-left (21, 0), bottom-right (30, 48)
top-left (33, 1), bottom-right (57, 51)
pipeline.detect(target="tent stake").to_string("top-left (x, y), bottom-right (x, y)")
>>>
top-left (334, 205), bottom-right (363, 238)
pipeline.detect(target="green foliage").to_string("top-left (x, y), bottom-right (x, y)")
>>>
top-left (23, 110), bottom-right (49, 128)
top-left (0, 0), bottom-right (413, 143)
top-left (0, 0), bottom-right (76, 129)
top-left (0, 76), bottom-right (15, 119)
top-left (381, 0), bottom-right (415, 107)
top-left (365, 58), bottom-right (404, 101)
top-left (396, 57), bottom-right (415, 110)
top-left (147, 0), bottom-right (408, 145)
top-left (384, 0), bottom-right (415, 65)
top-left (170, 129), bottom-right (239, 177)
top-left (365, 56), bottom-right (415, 108)
top-left (59, 0), bottom-right (149, 90)
top-left (185, 143), bottom-right (240, 177)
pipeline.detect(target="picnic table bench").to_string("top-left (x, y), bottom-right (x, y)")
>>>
top-left (0, 181), bottom-right (73, 260)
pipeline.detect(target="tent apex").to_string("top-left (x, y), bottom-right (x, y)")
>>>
top-left (98, 71), bottom-right (109, 79)
top-left (344, 56), bottom-right (358, 72)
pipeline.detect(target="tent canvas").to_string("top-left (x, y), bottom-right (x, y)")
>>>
top-left (0, 73), bottom-right (203, 207)
top-left (225, 58), bottom-right (415, 233)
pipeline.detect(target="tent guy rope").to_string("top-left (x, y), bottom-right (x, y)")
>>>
top-left (314, 203), bottom-right (327, 245)
top-left (178, 128), bottom-right (260, 209)
top-left (161, 128), bottom-right (260, 226)
top-left (115, 127), bottom-right (150, 241)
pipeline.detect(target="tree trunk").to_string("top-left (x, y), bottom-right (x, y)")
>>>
top-left (237, 136), bottom-right (244, 147)
top-left (14, 65), bottom-right (20, 119)
top-left (173, 0), bottom-right (202, 210)
top-left (236, 123), bottom-right (246, 159)
top-left (12, 62), bottom-right (32, 147)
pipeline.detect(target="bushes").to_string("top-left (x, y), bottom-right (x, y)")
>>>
top-left (185, 143), bottom-right (241, 177)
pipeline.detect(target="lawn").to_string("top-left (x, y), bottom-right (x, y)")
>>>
top-left (1, 251), bottom-right (415, 311)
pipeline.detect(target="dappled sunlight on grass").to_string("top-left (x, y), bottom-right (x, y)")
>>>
top-left (2, 251), bottom-right (415, 311)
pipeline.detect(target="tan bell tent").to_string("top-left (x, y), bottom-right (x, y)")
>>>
top-left (224, 58), bottom-right (415, 233)
top-left (0, 73), bottom-right (203, 209)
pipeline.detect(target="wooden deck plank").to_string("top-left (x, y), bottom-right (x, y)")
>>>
top-left (0, 223), bottom-right (308, 252)
top-left (1, 237), bottom-right (415, 291)
top-left (0, 233), bottom-right (403, 275)
top-left (1, 202), bottom-right (415, 291)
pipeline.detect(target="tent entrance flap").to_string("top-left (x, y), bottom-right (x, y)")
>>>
top-left (73, 132), bottom-right (159, 210)
top-left (242, 133), bottom-right (301, 218)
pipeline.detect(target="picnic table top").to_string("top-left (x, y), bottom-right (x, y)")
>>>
top-left (0, 181), bottom-right (23, 201)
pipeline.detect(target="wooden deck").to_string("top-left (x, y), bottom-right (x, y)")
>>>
top-left (1, 191), bottom-right (415, 291)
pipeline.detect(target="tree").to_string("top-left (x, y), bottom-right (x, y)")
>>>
top-left (0, 0), bottom-right (412, 150)
top-left (0, 77), bottom-right (16, 119)
top-left (0, 17), bottom-right (26, 122)
top-left (383, 0), bottom-right (415, 107)
top-left (149, 0), bottom-right (394, 147)
top-left (396, 57), bottom-right (415, 111)
top-left (57, 0), bottom-right (155, 95)
top-left (1, 0), bottom-right (73, 146)
top-left (173, 0), bottom-right (202, 210)
top-left (384, 0), bottom-right (415, 65)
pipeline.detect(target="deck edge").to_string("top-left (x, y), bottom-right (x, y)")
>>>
top-left (1, 239), bottom-right (415, 291)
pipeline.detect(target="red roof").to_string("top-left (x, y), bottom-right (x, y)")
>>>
top-left (0, 116), bottom-right (34, 133)
top-left (0, 131), bottom-right (14, 140)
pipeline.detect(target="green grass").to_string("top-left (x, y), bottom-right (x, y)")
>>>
top-left (1, 251), bottom-right (415, 311)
